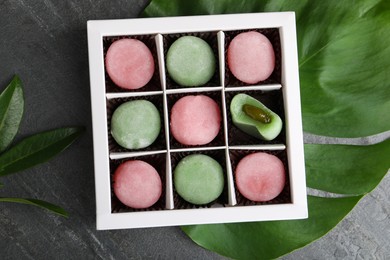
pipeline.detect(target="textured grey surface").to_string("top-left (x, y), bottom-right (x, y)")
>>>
top-left (0, 1), bottom-right (389, 259)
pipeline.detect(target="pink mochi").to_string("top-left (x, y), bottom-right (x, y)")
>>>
top-left (235, 152), bottom-right (285, 202)
top-left (113, 160), bottom-right (162, 209)
top-left (170, 95), bottom-right (221, 145)
top-left (105, 38), bottom-right (154, 90)
top-left (227, 31), bottom-right (275, 84)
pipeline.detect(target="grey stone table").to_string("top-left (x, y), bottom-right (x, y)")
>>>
top-left (1, 1), bottom-right (389, 259)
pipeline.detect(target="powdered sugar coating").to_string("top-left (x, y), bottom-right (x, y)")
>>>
top-left (105, 38), bottom-right (154, 89)
top-left (174, 154), bottom-right (224, 205)
top-left (166, 36), bottom-right (215, 87)
top-left (170, 95), bottom-right (221, 145)
top-left (110, 100), bottom-right (161, 150)
top-left (113, 160), bottom-right (162, 209)
top-left (227, 31), bottom-right (275, 84)
top-left (235, 152), bottom-right (285, 202)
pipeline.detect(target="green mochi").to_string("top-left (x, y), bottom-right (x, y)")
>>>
top-left (174, 154), bottom-right (224, 205)
top-left (111, 100), bottom-right (161, 149)
top-left (230, 93), bottom-right (282, 140)
top-left (166, 36), bottom-right (216, 87)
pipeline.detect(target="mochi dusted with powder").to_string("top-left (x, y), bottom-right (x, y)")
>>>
top-left (227, 31), bottom-right (275, 84)
top-left (110, 100), bottom-right (161, 150)
top-left (166, 36), bottom-right (216, 87)
top-left (113, 160), bottom-right (162, 209)
top-left (235, 152), bottom-right (285, 202)
top-left (170, 95), bottom-right (221, 145)
top-left (105, 38), bottom-right (155, 89)
top-left (174, 154), bottom-right (224, 205)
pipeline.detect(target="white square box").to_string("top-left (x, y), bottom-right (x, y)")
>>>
top-left (88, 12), bottom-right (308, 230)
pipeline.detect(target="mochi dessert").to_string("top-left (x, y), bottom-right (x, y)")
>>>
top-left (166, 36), bottom-right (216, 86)
top-left (113, 160), bottom-right (162, 209)
top-left (174, 154), bottom-right (224, 205)
top-left (227, 31), bottom-right (275, 84)
top-left (235, 152), bottom-right (285, 202)
top-left (105, 38), bottom-right (155, 89)
top-left (111, 100), bottom-right (161, 149)
top-left (230, 93), bottom-right (282, 140)
top-left (170, 95), bottom-right (221, 145)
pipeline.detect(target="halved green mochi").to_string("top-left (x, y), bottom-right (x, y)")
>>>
top-left (230, 93), bottom-right (282, 140)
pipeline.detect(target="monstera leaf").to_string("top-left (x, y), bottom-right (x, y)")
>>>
top-left (142, 0), bottom-right (390, 259)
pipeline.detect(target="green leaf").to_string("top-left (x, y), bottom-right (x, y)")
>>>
top-left (305, 140), bottom-right (390, 195)
top-left (0, 127), bottom-right (83, 176)
top-left (141, 0), bottom-right (264, 17)
top-left (0, 197), bottom-right (68, 217)
top-left (298, 1), bottom-right (390, 137)
top-left (0, 75), bottom-right (24, 153)
top-left (182, 195), bottom-right (363, 260)
top-left (142, 0), bottom-right (390, 137)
